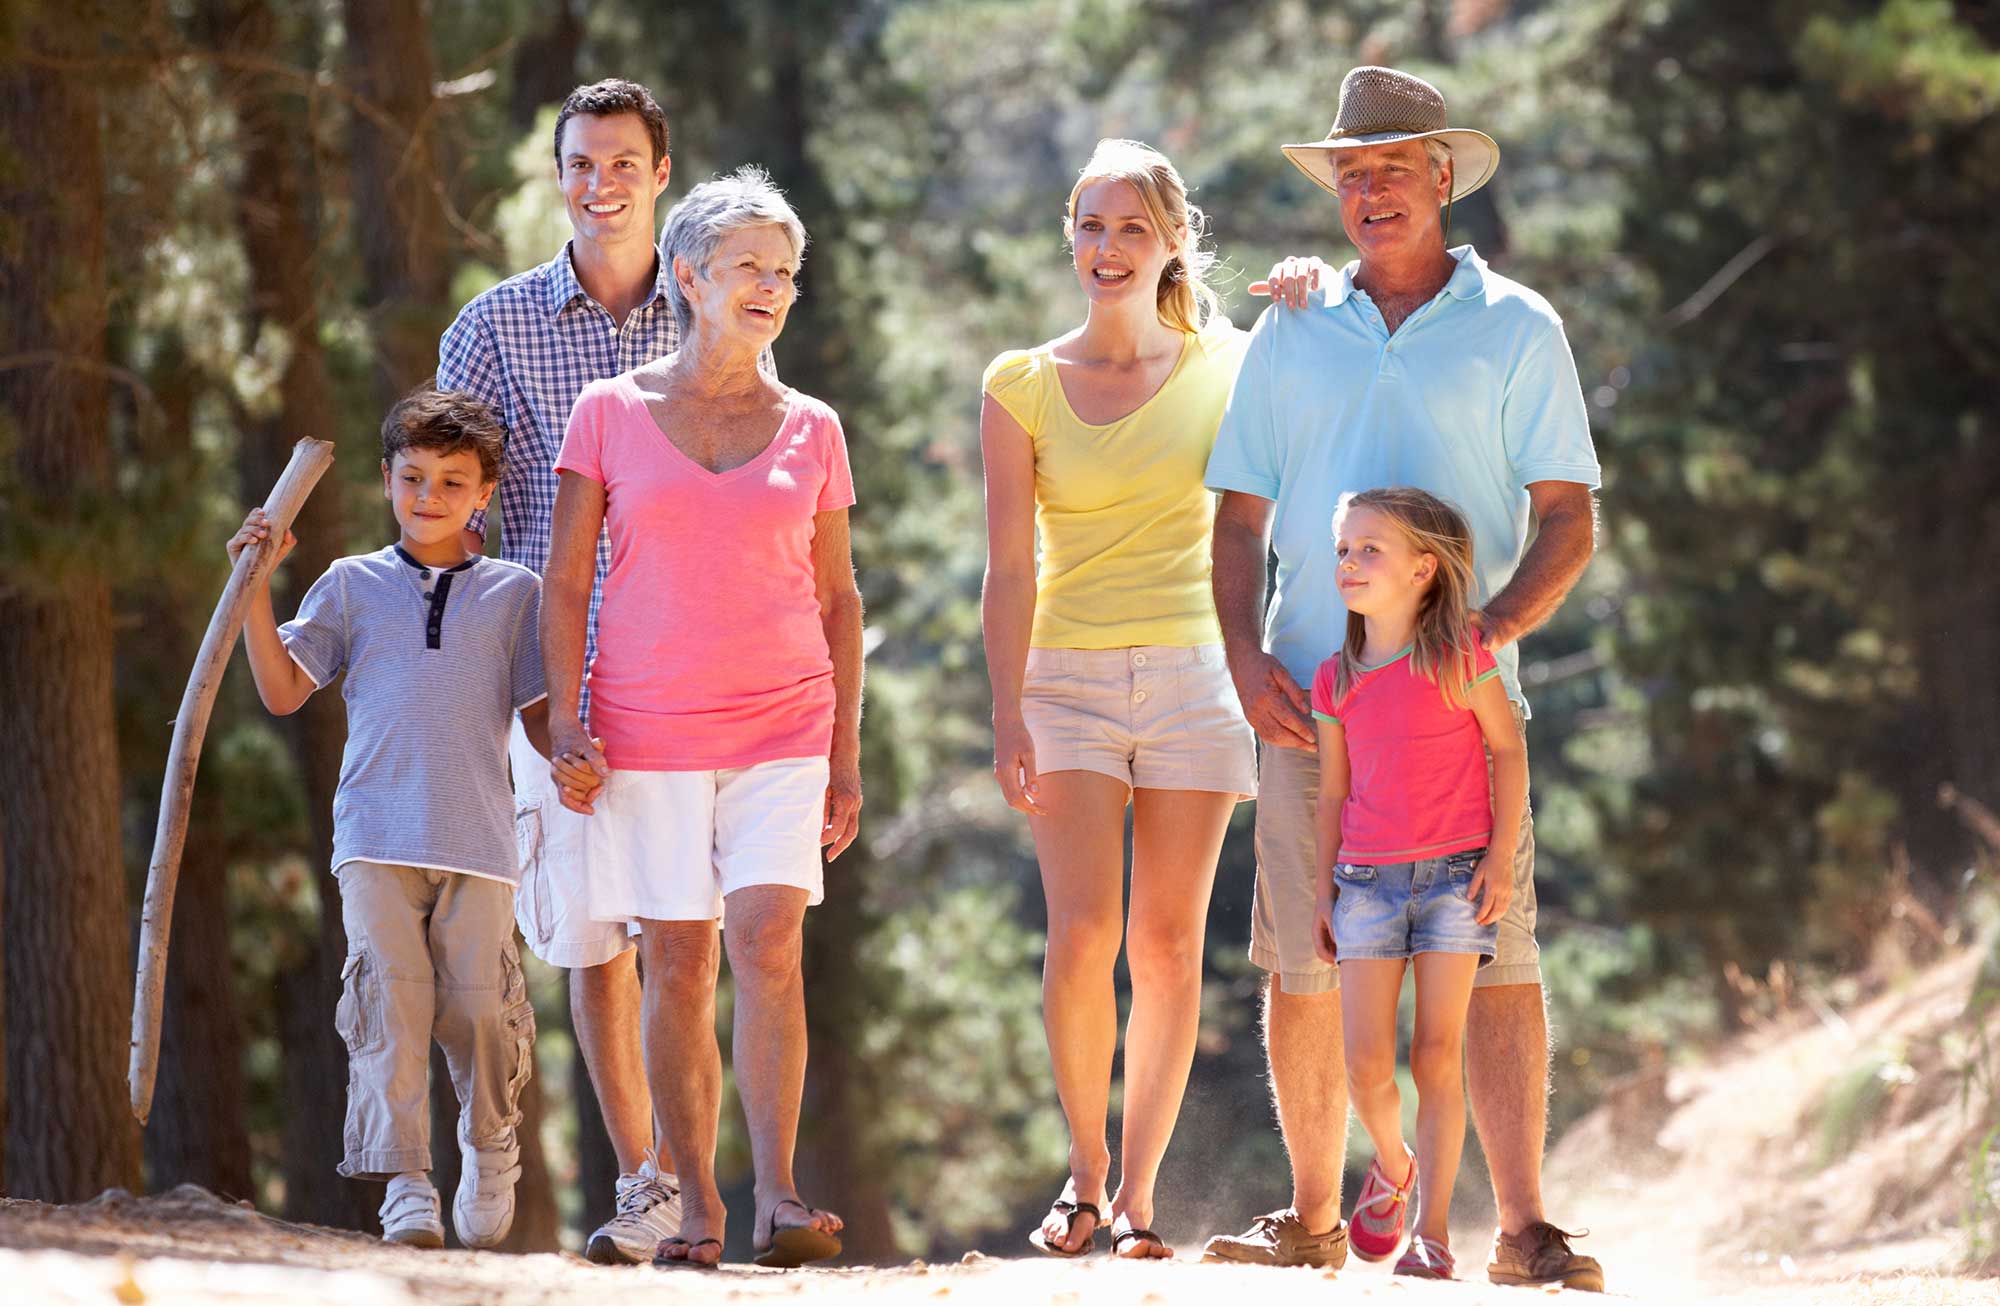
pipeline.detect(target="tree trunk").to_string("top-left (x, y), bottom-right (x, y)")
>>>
top-left (201, 0), bottom-right (376, 1230)
top-left (1915, 448), bottom-right (2000, 820)
top-left (571, 1025), bottom-right (621, 1241)
top-left (759, 26), bottom-right (900, 1261)
top-left (795, 993), bottom-right (898, 1259)
top-left (507, 0), bottom-right (584, 130)
top-left (345, 0), bottom-right (456, 408)
top-left (1416, 0), bottom-right (1455, 62)
top-left (145, 790), bottom-right (255, 1199)
top-left (0, 11), bottom-right (143, 1200)
top-left (0, 819), bottom-right (8, 1186)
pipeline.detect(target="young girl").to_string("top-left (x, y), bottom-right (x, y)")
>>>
top-left (1309, 487), bottom-right (1527, 1280)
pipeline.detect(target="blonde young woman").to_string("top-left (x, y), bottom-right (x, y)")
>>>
top-left (980, 140), bottom-right (1255, 1260)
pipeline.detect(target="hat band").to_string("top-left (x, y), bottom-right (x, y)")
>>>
top-left (1333, 118), bottom-right (1443, 136)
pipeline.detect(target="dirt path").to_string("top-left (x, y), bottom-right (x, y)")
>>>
top-left (0, 1183), bottom-right (1989, 1306)
top-left (6, 938), bottom-right (1995, 1304)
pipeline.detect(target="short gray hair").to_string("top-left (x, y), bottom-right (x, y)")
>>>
top-left (659, 165), bottom-right (808, 339)
top-left (1422, 137), bottom-right (1454, 180)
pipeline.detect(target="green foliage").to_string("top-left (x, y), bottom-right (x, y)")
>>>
top-left (859, 882), bottom-right (1064, 1246)
top-left (1564, 0), bottom-right (2000, 1010)
top-left (1965, 918), bottom-right (2000, 1271)
top-left (1811, 1048), bottom-right (1908, 1169)
top-left (1969, 1125), bottom-right (2000, 1276)
top-left (1542, 926), bottom-right (1714, 1133)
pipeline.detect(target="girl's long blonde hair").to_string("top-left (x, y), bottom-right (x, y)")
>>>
top-left (1064, 139), bottom-right (1224, 334)
top-left (1332, 487), bottom-right (1483, 709)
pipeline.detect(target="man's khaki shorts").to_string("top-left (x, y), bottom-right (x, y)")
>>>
top-left (1249, 704), bottom-right (1541, 995)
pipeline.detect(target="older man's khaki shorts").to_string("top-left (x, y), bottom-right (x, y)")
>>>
top-left (1249, 704), bottom-right (1541, 995)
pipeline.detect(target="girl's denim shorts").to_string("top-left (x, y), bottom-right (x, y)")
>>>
top-left (1332, 847), bottom-right (1497, 963)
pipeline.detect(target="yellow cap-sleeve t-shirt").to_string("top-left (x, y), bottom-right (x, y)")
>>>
top-left (983, 318), bottom-right (1249, 649)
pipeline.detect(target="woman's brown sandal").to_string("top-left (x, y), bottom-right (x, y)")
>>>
top-left (652, 1236), bottom-right (722, 1270)
top-left (753, 1198), bottom-right (843, 1269)
top-left (1112, 1227), bottom-right (1170, 1259)
top-left (1028, 1197), bottom-right (1102, 1257)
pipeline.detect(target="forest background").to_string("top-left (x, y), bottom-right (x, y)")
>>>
top-left (2, 0), bottom-right (1998, 1268)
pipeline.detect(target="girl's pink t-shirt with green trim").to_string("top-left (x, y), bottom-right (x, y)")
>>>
top-left (1310, 642), bottom-right (1501, 864)
top-left (556, 376), bottom-right (855, 771)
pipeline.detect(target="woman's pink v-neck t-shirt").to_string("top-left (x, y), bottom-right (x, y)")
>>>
top-left (555, 373), bottom-right (855, 771)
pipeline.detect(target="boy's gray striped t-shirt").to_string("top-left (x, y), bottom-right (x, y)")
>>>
top-left (279, 546), bottom-right (546, 884)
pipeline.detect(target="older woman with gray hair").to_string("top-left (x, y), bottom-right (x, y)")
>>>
top-left (543, 165), bottom-right (861, 1270)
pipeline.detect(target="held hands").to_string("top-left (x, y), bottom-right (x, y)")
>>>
top-left (226, 508), bottom-right (296, 572)
top-left (1232, 651), bottom-right (1316, 751)
top-left (992, 716), bottom-right (1044, 817)
top-left (1313, 888), bottom-right (1340, 964)
top-left (1468, 608), bottom-right (1516, 651)
top-left (823, 754), bottom-right (862, 860)
top-left (1469, 850), bottom-right (1514, 927)
top-left (548, 721), bottom-right (608, 816)
top-left (1248, 255), bottom-right (1332, 310)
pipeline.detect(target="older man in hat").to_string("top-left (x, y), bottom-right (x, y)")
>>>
top-left (1200, 66), bottom-right (1604, 1291)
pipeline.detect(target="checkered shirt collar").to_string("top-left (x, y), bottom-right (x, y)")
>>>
top-left (541, 240), bottom-right (675, 319)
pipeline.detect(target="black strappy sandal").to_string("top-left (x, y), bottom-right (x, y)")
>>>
top-left (652, 1236), bottom-right (722, 1270)
top-left (1028, 1197), bottom-right (1103, 1258)
top-left (1111, 1227), bottom-right (1170, 1259)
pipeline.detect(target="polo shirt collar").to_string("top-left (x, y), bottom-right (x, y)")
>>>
top-left (543, 241), bottom-right (672, 318)
top-left (392, 544), bottom-right (478, 578)
top-left (1325, 243), bottom-right (1488, 307)
top-left (1443, 244), bottom-right (1488, 300)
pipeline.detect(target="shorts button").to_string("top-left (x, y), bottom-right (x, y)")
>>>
top-left (1132, 652), bottom-right (1147, 666)
top-left (1134, 690), bottom-right (1147, 703)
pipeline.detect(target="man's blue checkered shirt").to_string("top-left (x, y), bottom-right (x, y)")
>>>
top-left (437, 242), bottom-right (678, 715)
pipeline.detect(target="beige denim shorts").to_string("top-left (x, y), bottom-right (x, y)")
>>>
top-left (1250, 703), bottom-right (1541, 995)
top-left (1021, 644), bottom-right (1256, 797)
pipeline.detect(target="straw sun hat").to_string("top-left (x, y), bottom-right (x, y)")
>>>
top-left (1280, 65), bottom-right (1499, 203)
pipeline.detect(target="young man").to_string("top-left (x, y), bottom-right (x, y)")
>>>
top-left (435, 77), bottom-right (684, 1264)
top-left (230, 389), bottom-right (549, 1249)
top-left (1201, 66), bottom-right (1605, 1291)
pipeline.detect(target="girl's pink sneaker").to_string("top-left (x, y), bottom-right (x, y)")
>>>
top-left (1348, 1148), bottom-right (1417, 1261)
top-left (1394, 1234), bottom-right (1455, 1279)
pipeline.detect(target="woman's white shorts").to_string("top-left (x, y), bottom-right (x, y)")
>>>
top-left (583, 756), bottom-right (830, 923)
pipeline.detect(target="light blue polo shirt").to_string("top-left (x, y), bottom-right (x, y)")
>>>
top-left (1204, 245), bottom-right (1600, 707)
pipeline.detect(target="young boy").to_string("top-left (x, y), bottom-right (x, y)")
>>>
top-left (230, 387), bottom-right (551, 1249)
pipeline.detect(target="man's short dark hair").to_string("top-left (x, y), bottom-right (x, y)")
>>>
top-left (381, 387), bottom-right (506, 484)
top-left (553, 79), bottom-right (670, 169)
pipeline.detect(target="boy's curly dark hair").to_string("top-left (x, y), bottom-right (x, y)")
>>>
top-left (380, 387), bottom-right (505, 484)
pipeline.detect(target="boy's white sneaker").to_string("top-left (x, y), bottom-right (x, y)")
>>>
top-left (453, 1130), bottom-right (522, 1250)
top-left (380, 1171), bottom-right (445, 1248)
top-left (586, 1149), bottom-right (683, 1265)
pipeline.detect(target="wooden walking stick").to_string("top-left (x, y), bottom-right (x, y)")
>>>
top-left (130, 437), bottom-right (336, 1124)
